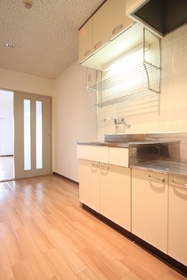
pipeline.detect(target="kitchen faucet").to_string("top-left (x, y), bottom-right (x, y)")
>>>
top-left (104, 117), bottom-right (131, 128)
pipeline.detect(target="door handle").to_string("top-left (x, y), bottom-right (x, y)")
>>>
top-left (148, 175), bottom-right (165, 183)
top-left (89, 162), bottom-right (98, 168)
top-left (171, 180), bottom-right (187, 189)
top-left (112, 24), bottom-right (123, 35)
top-left (100, 164), bottom-right (109, 170)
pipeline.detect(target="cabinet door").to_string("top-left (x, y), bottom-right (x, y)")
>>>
top-left (100, 164), bottom-right (131, 230)
top-left (92, 1), bottom-right (110, 53)
top-left (168, 175), bottom-right (187, 266)
top-left (132, 169), bottom-right (168, 253)
top-left (79, 159), bottom-right (99, 212)
top-left (79, 17), bottom-right (92, 63)
top-left (109, 0), bottom-right (133, 39)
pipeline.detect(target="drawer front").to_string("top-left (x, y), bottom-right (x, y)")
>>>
top-left (109, 147), bottom-right (129, 167)
top-left (77, 145), bottom-right (108, 163)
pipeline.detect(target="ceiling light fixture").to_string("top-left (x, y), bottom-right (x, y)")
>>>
top-left (23, 0), bottom-right (32, 9)
top-left (6, 43), bottom-right (16, 48)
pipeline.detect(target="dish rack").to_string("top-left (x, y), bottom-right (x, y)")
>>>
top-left (86, 28), bottom-right (161, 108)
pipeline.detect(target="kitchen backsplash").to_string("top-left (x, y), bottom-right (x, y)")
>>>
top-left (97, 23), bottom-right (187, 141)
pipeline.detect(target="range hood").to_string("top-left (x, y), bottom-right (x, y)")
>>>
top-left (126, 0), bottom-right (187, 37)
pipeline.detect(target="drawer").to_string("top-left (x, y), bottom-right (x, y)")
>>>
top-left (109, 147), bottom-right (129, 167)
top-left (77, 145), bottom-right (108, 163)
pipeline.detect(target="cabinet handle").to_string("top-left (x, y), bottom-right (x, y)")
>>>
top-left (100, 164), bottom-right (109, 170)
top-left (93, 41), bottom-right (101, 50)
top-left (112, 24), bottom-right (123, 35)
top-left (171, 180), bottom-right (187, 189)
top-left (84, 49), bottom-right (91, 57)
top-left (148, 175), bottom-right (165, 183)
top-left (89, 163), bottom-right (98, 168)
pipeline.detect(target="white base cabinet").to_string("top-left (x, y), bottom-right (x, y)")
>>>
top-left (79, 160), bottom-right (131, 230)
top-left (77, 144), bottom-right (187, 272)
top-left (77, 145), bottom-right (131, 230)
top-left (100, 164), bottom-right (131, 230)
top-left (168, 175), bottom-right (187, 266)
top-left (132, 168), bottom-right (168, 253)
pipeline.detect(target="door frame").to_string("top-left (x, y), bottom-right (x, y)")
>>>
top-left (14, 91), bottom-right (52, 179)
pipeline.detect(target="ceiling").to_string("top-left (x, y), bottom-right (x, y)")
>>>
top-left (0, 0), bottom-right (105, 79)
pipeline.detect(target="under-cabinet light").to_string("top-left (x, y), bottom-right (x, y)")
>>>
top-left (104, 42), bottom-right (149, 73)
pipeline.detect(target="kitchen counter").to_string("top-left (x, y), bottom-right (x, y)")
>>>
top-left (77, 140), bottom-right (167, 148)
top-left (77, 136), bottom-right (187, 176)
top-left (77, 141), bottom-right (129, 147)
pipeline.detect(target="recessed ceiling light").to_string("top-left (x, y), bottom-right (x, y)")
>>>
top-left (23, 0), bottom-right (32, 9)
top-left (6, 43), bottom-right (16, 48)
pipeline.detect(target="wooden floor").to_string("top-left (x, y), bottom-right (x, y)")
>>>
top-left (0, 175), bottom-right (186, 280)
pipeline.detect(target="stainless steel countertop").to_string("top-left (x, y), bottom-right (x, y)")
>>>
top-left (77, 141), bottom-right (128, 147)
top-left (77, 141), bottom-right (187, 176)
top-left (77, 141), bottom-right (161, 148)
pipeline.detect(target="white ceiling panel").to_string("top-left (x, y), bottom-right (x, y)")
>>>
top-left (0, 0), bottom-right (105, 79)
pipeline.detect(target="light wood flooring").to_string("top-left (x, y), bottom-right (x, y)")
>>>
top-left (0, 174), bottom-right (186, 280)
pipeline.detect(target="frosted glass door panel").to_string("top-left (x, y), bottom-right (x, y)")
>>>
top-left (36, 101), bottom-right (42, 169)
top-left (24, 99), bottom-right (31, 170)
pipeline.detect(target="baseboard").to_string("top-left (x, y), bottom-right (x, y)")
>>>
top-left (0, 154), bottom-right (13, 157)
top-left (53, 172), bottom-right (79, 186)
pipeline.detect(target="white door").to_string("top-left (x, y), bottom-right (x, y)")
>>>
top-left (14, 92), bottom-right (51, 179)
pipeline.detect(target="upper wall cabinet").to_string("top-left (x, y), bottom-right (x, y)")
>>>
top-left (79, 17), bottom-right (93, 62)
top-left (79, 0), bottom-right (161, 108)
top-left (79, 0), bottom-right (134, 66)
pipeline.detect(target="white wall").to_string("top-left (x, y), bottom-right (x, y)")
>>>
top-left (0, 90), bottom-right (14, 156)
top-left (53, 61), bottom-right (97, 182)
top-left (0, 68), bottom-right (54, 96)
top-left (0, 108), bottom-right (13, 155)
top-left (0, 65), bottom-right (96, 183)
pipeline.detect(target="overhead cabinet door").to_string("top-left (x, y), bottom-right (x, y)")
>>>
top-left (109, 0), bottom-right (133, 39)
top-left (92, 1), bottom-right (110, 53)
top-left (79, 17), bottom-right (92, 63)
